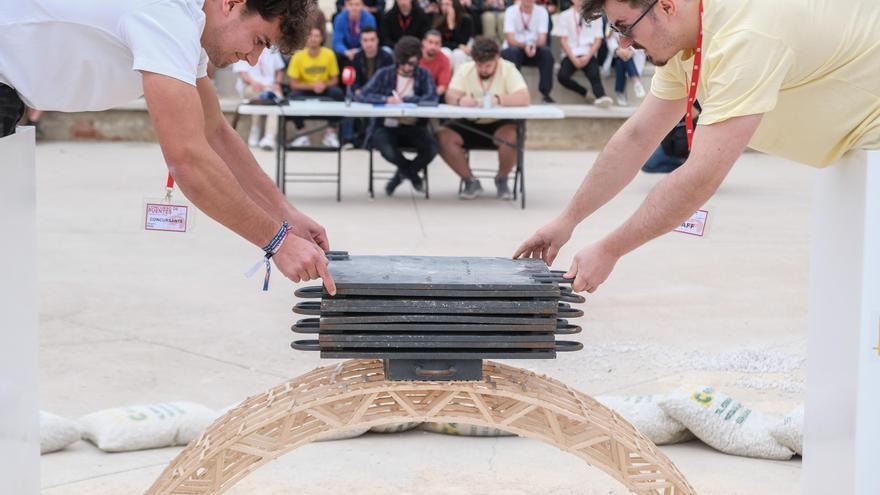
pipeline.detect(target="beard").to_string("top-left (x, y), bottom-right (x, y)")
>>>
top-left (201, 19), bottom-right (238, 68)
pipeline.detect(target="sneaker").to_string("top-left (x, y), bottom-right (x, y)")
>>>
top-left (495, 176), bottom-right (512, 200)
top-left (385, 172), bottom-right (403, 196)
top-left (247, 125), bottom-right (261, 147)
top-left (289, 135), bottom-right (310, 147)
top-left (594, 96), bottom-right (613, 109)
top-left (615, 92), bottom-right (628, 106)
top-left (410, 174), bottom-right (424, 193)
top-left (633, 80), bottom-right (646, 99)
top-left (459, 178), bottom-right (483, 200)
top-left (322, 131), bottom-right (340, 148)
top-left (258, 134), bottom-right (276, 151)
top-left (541, 94), bottom-right (556, 104)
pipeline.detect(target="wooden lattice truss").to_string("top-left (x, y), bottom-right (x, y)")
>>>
top-left (146, 360), bottom-right (695, 495)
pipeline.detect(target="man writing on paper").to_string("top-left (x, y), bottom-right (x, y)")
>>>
top-left (0, 0), bottom-right (337, 293)
top-left (514, 0), bottom-right (880, 294)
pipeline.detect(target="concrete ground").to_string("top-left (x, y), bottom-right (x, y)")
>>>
top-left (37, 142), bottom-right (810, 494)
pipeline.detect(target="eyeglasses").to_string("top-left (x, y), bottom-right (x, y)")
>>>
top-left (609, 0), bottom-right (658, 40)
top-left (399, 57), bottom-right (420, 67)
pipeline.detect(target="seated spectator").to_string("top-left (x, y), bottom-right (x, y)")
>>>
top-left (333, 0), bottom-right (378, 68)
top-left (337, 0), bottom-right (386, 24)
top-left (419, 30), bottom-right (452, 99)
top-left (434, 0), bottom-right (475, 70)
top-left (381, 0), bottom-right (431, 47)
top-left (500, 0), bottom-right (554, 103)
top-left (233, 47), bottom-right (285, 150)
top-left (357, 36), bottom-right (439, 195)
top-left (353, 27), bottom-right (395, 92)
top-left (288, 27), bottom-right (343, 148)
top-left (480, 0), bottom-right (510, 42)
top-left (553, 0), bottom-right (611, 107)
top-left (603, 30), bottom-right (646, 106)
top-left (459, 0), bottom-right (484, 35)
top-left (436, 36), bottom-right (529, 200)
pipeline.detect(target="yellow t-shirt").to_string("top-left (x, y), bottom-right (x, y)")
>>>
top-left (287, 47), bottom-right (339, 84)
top-left (449, 59), bottom-right (528, 123)
top-left (650, 0), bottom-right (880, 167)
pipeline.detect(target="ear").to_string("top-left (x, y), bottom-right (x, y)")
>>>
top-left (658, 0), bottom-right (678, 17)
top-left (223, 0), bottom-right (246, 16)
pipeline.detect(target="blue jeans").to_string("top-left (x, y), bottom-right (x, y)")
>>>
top-left (614, 58), bottom-right (639, 94)
top-left (642, 145), bottom-right (687, 173)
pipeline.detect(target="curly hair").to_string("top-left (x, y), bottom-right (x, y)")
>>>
top-left (581, 0), bottom-right (655, 22)
top-left (244, 0), bottom-right (318, 55)
top-left (394, 36), bottom-right (423, 63)
top-left (470, 36), bottom-right (499, 63)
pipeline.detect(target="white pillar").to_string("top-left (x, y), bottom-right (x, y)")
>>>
top-left (0, 127), bottom-right (39, 494)
top-left (803, 150), bottom-right (880, 494)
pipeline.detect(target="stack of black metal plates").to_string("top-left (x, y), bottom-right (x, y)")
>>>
top-left (291, 253), bottom-right (584, 380)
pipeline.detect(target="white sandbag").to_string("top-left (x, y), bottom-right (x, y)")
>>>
top-left (79, 402), bottom-right (217, 452)
top-left (770, 404), bottom-right (804, 456)
top-left (658, 386), bottom-right (794, 460)
top-left (596, 395), bottom-right (694, 445)
top-left (40, 411), bottom-right (81, 454)
top-left (370, 422), bottom-right (422, 433)
top-left (314, 427), bottom-right (370, 442)
top-left (419, 422), bottom-right (515, 437)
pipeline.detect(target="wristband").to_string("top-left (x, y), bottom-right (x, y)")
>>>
top-left (246, 220), bottom-right (293, 291)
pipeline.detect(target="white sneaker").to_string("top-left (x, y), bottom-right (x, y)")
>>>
top-left (594, 96), bottom-right (613, 109)
top-left (633, 80), bottom-right (646, 99)
top-left (247, 125), bottom-right (260, 147)
top-left (258, 134), bottom-right (276, 151)
top-left (290, 135), bottom-right (310, 147)
top-left (615, 93), bottom-right (628, 106)
top-left (322, 131), bottom-right (340, 148)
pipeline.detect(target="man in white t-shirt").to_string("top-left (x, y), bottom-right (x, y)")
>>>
top-left (553, 0), bottom-right (612, 107)
top-left (0, 0), bottom-right (337, 293)
top-left (233, 47), bottom-right (285, 150)
top-left (499, 0), bottom-right (554, 102)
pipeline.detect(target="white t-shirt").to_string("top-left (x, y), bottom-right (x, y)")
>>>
top-left (503, 4), bottom-right (549, 46)
top-left (233, 49), bottom-right (286, 97)
top-left (0, 0), bottom-right (209, 112)
top-left (552, 8), bottom-right (603, 57)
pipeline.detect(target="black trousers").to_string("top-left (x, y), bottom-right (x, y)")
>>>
top-left (289, 86), bottom-right (345, 129)
top-left (0, 83), bottom-right (25, 137)
top-left (557, 57), bottom-right (607, 99)
top-left (500, 46), bottom-right (554, 96)
top-left (372, 125), bottom-right (438, 176)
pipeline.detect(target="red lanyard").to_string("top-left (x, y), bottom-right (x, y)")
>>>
top-left (398, 13), bottom-right (412, 31)
top-left (573, 10), bottom-right (583, 41)
top-left (686, 0), bottom-right (703, 150)
top-left (166, 173), bottom-right (174, 190)
top-left (349, 17), bottom-right (360, 37)
top-left (519, 7), bottom-right (532, 32)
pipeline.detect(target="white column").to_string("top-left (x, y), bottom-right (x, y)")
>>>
top-left (803, 150), bottom-right (880, 494)
top-left (0, 127), bottom-right (39, 494)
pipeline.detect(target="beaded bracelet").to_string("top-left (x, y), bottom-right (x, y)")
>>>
top-left (246, 220), bottom-right (293, 291)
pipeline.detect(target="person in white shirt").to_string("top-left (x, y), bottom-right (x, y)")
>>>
top-left (233, 47), bottom-right (285, 150)
top-left (553, 0), bottom-right (612, 107)
top-left (0, 0), bottom-right (337, 292)
top-left (499, 0), bottom-right (554, 102)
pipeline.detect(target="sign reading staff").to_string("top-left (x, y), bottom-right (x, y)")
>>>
top-left (145, 203), bottom-right (188, 233)
top-left (675, 209), bottom-right (709, 237)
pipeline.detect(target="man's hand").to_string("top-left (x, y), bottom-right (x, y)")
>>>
top-left (313, 81), bottom-right (327, 94)
top-left (512, 216), bottom-right (575, 265)
top-left (526, 44), bottom-right (537, 58)
top-left (459, 95), bottom-right (479, 107)
top-left (273, 235), bottom-right (337, 294)
top-left (250, 82), bottom-right (265, 93)
top-left (616, 48), bottom-right (633, 61)
top-left (387, 95), bottom-right (403, 104)
top-left (575, 55), bottom-right (590, 69)
top-left (345, 48), bottom-right (359, 61)
top-left (288, 209), bottom-right (330, 251)
top-left (563, 241), bottom-right (619, 293)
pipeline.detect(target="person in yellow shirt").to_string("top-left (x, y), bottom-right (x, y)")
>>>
top-left (287, 26), bottom-right (343, 147)
top-left (515, 0), bottom-right (880, 293)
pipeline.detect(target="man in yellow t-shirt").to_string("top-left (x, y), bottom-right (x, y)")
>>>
top-left (436, 36), bottom-right (530, 200)
top-left (515, 0), bottom-right (880, 293)
top-left (287, 26), bottom-right (343, 147)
